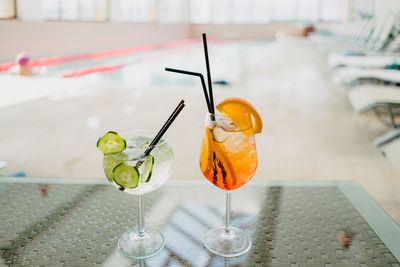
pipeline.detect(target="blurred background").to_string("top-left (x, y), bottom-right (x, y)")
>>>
top-left (0, 0), bottom-right (392, 58)
top-left (1, 0), bottom-right (400, 223)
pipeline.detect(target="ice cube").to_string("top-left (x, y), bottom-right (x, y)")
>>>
top-left (205, 117), bottom-right (216, 129)
top-left (127, 136), bottom-right (152, 148)
top-left (212, 126), bottom-right (230, 143)
top-left (222, 132), bottom-right (250, 153)
top-left (216, 117), bottom-right (237, 131)
top-left (116, 149), bottom-right (143, 161)
top-left (151, 139), bottom-right (170, 157)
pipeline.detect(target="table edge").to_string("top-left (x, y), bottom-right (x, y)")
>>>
top-left (339, 182), bottom-right (400, 261)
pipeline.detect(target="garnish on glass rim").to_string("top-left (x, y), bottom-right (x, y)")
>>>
top-left (97, 100), bottom-right (185, 158)
top-left (97, 100), bottom-right (185, 189)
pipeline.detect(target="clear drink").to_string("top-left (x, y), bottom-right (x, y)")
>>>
top-left (103, 135), bottom-right (173, 195)
top-left (98, 130), bottom-right (174, 259)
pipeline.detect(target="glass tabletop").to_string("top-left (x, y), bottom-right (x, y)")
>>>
top-left (0, 178), bottom-right (399, 266)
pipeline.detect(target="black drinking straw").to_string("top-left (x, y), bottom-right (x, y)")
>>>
top-left (165, 68), bottom-right (211, 113)
top-left (202, 33), bottom-right (215, 118)
top-left (142, 99), bottom-right (185, 158)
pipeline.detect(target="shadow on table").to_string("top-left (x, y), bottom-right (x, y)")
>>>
top-left (0, 184), bottom-right (281, 266)
top-left (107, 187), bottom-right (281, 267)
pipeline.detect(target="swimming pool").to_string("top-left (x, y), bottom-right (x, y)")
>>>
top-left (0, 38), bottom-right (271, 179)
top-left (1, 38), bottom-right (269, 87)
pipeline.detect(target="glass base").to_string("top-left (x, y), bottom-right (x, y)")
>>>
top-left (203, 226), bottom-right (252, 257)
top-left (118, 228), bottom-right (165, 259)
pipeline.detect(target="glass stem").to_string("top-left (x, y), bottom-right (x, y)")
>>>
top-left (225, 191), bottom-right (231, 234)
top-left (138, 194), bottom-right (145, 236)
top-left (224, 257), bottom-right (230, 267)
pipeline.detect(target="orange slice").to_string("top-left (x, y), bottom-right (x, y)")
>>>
top-left (200, 127), bottom-right (237, 189)
top-left (213, 143), bottom-right (237, 187)
top-left (200, 127), bottom-right (213, 174)
top-left (216, 97), bottom-right (263, 135)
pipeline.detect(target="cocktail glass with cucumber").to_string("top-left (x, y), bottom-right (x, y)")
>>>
top-left (100, 131), bottom-right (173, 195)
top-left (97, 100), bottom-right (185, 259)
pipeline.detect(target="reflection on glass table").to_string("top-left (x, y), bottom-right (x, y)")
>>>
top-left (147, 202), bottom-right (255, 266)
top-left (0, 178), bottom-right (399, 266)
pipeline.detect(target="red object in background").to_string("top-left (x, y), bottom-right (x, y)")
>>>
top-left (339, 230), bottom-right (354, 248)
top-left (0, 38), bottom-right (209, 73)
top-left (303, 24), bottom-right (315, 37)
top-left (40, 184), bottom-right (49, 197)
top-left (0, 62), bottom-right (16, 72)
top-left (59, 42), bottom-right (209, 78)
top-left (60, 64), bottom-right (123, 78)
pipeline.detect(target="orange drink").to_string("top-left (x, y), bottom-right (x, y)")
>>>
top-left (200, 97), bottom-right (262, 191)
top-left (200, 113), bottom-right (258, 190)
top-left (166, 33), bottom-right (263, 258)
top-left (199, 97), bottom-right (263, 257)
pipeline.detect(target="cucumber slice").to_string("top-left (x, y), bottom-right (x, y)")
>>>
top-left (113, 163), bottom-right (139, 189)
top-left (97, 131), bottom-right (126, 155)
top-left (140, 155), bottom-right (154, 183)
top-left (103, 156), bottom-right (122, 182)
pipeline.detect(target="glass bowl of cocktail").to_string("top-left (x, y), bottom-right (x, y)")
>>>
top-left (200, 98), bottom-right (263, 257)
top-left (102, 131), bottom-right (173, 194)
top-left (96, 100), bottom-right (185, 259)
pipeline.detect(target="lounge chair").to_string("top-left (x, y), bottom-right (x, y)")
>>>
top-left (328, 13), bottom-right (400, 68)
top-left (328, 36), bottom-right (400, 69)
top-left (314, 13), bottom-right (397, 55)
top-left (348, 84), bottom-right (400, 111)
top-left (327, 14), bottom-right (399, 68)
top-left (333, 67), bottom-right (400, 84)
top-left (309, 17), bottom-right (376, 52)
top-left (329, 54), bottom-right (399, 69)
top-left (348, 84), bottom-right (400, 146)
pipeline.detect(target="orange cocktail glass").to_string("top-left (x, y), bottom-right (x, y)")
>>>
top-left (200, 113), bottom-right (257, 191)
top-left (199, 106), bottom-right (260, 257)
